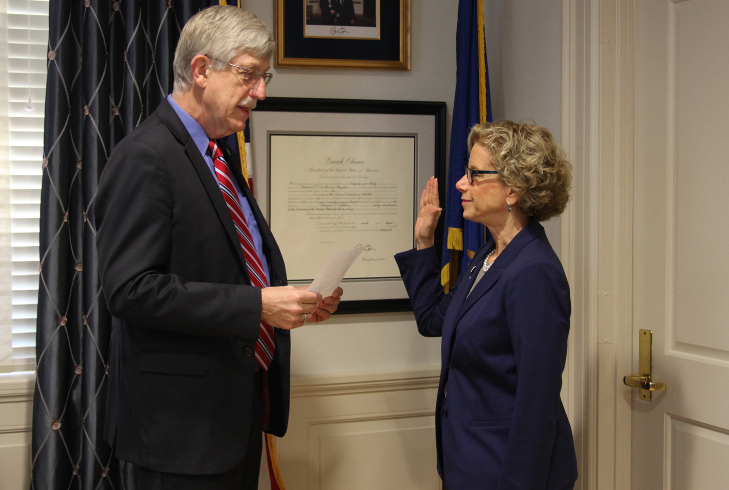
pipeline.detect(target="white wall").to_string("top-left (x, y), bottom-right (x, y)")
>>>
top-left (485, 0), bottom-right (564, 254)
top-left (485, 0), bottom-right (562, 128)
top-left (243, 0), bottom-right (564, 377)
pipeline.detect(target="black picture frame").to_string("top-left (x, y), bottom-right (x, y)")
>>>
top-left (274, 0), bottom-right (411, 70)
top-left (249, 97), bottom-right (446, 314)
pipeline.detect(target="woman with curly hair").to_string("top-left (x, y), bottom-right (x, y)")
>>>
top-left (395, 121), bottom-right (578, 489)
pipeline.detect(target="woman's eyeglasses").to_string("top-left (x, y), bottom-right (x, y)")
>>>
top-left (464, 166), bottom-right (498, 184)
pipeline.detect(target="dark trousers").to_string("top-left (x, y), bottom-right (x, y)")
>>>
top-left (123, 369), bottom-right (263, 490)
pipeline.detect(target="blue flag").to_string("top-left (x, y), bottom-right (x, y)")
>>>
top-left (440, 0), bottom-right (492, 292)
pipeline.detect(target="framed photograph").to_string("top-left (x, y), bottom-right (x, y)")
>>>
top-left (274, 0), bottom-right (411, 70)
top-left (249, 97), bottom-right (446, 313)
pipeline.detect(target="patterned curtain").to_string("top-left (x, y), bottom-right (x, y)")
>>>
top-left (31, 1), bottom-right (198, 488)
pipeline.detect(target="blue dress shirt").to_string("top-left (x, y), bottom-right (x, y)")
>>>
top-left (167, 94), bottom-right (270, 284)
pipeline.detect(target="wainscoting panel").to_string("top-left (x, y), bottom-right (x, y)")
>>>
top-left (277, 366), bottom-right (442, 490)
top-left (0, 372), bottom-right (34, 489)
top-left (0, 432), bottom-right (31, 489)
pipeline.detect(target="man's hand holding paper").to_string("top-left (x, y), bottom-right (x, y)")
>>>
top-left (300, 286), bottom-right (344, 323)
top-left (292, 246), bottom-right (365, 323)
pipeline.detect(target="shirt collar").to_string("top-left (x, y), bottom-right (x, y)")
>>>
top-left (166, 94), bottom-right (211, 159)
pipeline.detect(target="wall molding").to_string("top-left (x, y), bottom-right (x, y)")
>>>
top-left (562, 0), bottom-right (635, 489)
top-left (291, 365), bottom-right (440, 398)
top-left (0, 371), bottom-right (34, 399)
top-left (306, 409), bottom-right (436, 426)
top-left (0, 393), bottom-right (32, 404)
top-left (561, 0), bottom-right (598, 488)
top-left (0, 427), bottom-right (31, 435)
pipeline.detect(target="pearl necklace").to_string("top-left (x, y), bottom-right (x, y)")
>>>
top-left (482, 250), bottom-right (496, 272)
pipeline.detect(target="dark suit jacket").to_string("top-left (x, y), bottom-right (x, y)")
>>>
top-left (336, 0), bottom-right (355, 24)
top-left (319, 0), bottom-right (335, 24)
top-left (95, 99), bottom-right (290, 475)
top-left (395, 219), bottom-right (578, 489)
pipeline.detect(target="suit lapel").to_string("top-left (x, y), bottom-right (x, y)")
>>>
top-left (454, 219), bottom-right (546, 324)
top-left (438, 244), bottom-right (492, 370)
top-left (155, 100), bottom-right (249, 276)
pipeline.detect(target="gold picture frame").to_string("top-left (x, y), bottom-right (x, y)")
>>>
top-left (274, 0), bottom-right (411, 70)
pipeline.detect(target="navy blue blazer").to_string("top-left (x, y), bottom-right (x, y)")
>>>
top-left (395, 219), bottom-right (577, 489)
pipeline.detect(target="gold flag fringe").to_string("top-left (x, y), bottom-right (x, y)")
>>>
top-left (447, 227), bottom-right (464, 251)
top-left (441, 264), bottom-right (450, 293)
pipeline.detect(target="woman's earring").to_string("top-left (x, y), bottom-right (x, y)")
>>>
top-left (507, 201), bottom-right (512, 213)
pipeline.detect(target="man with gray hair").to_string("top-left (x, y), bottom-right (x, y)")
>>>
top-left (95, 6), bottom-right (342, 488)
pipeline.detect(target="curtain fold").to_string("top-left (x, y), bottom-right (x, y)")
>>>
top-left (32, 2), bottom-right (197, 488)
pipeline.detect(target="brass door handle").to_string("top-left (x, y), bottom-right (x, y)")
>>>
top-left (623, 375), bottom-right (666, 391)
top-left (623, 329), bottom-right (667, 401)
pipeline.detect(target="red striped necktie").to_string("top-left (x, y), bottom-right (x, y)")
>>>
top-left (208, 140), bottom-right (275, 370)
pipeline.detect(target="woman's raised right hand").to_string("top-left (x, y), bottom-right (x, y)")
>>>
top-left (414, 177), bottom-right (442, 249)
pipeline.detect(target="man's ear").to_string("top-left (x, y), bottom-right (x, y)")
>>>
top-left (190, 55), bottom-right (210, 88)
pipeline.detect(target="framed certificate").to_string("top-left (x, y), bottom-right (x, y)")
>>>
top-left (249, 97), bottom-right (446, 313)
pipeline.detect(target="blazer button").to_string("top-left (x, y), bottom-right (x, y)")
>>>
top-left (243, 347), bottom-right (253, 357)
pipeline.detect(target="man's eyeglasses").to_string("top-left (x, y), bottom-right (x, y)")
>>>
top-left (207, 56), bottom-right (273, 86)
top-left (464, 165), bottom-right (498, 184)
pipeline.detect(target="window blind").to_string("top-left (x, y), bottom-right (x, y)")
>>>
top-left (5, 0), bottom-right (49, 372)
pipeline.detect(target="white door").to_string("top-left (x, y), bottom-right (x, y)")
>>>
top-left (631, 0), bottom-right (729, 488)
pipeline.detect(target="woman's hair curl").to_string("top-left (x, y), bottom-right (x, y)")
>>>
top-left (468, 120), bottom-right (572, 221)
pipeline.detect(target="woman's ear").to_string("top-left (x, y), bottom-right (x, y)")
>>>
top-left (190, 55), bottom-right (210, 88)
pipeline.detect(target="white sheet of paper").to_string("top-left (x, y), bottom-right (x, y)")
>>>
top-left (307, 246), bottom-right (365, 295)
